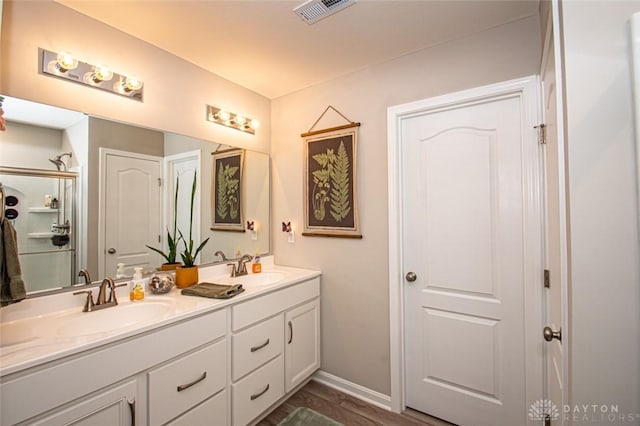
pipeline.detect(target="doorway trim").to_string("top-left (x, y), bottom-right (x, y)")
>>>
top-left (386, 76), bottom-right (544, 414)
top-left (163, 150), bottom-right (201, 258)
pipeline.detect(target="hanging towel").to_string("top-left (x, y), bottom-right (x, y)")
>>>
top-left (181, 283), bottom-right (244, 299)
top-left (1, 219), bottom-right (26, 306)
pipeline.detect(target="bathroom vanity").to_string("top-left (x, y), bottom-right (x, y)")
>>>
top-left (0, 260), bottom-right (320, 425)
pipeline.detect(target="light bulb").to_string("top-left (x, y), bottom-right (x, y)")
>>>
top-left (56, 53), bottom-right (78, 72)
top-left (235, 115), bottom-right (246, 125)
top-left (250, 119), bottom-right (260, 130)
top-left (125, 77), bottom-right (143, 91)
top-left (93, 66), bottom-right (113, 82)
top-left (217, 110), bottom-right (230, 122)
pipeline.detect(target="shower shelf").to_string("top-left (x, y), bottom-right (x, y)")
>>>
top-left (28, 207), bottom-right (59, 213)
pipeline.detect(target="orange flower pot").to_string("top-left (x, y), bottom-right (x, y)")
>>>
top-left (175, 266), bottom-right (198, 289)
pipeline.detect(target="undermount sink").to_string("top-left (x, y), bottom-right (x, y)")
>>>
top-left (55, 301), bottom-right (173, 337)
top-left (211, 271), bottom-right (287, 287)
top-left (0, 300), bottom-right (174, 348)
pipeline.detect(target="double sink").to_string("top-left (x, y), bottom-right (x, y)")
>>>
top-left (0, 268), bottom-right (288, 360)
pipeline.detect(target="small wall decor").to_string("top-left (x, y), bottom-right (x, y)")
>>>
top-left (282, 221), bottom-right (295, 243)
top-left (302, 106), bottom-right (362, 238)
top-left (211, 149), bottom-right (245, 232)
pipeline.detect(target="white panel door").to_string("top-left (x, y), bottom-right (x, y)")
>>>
top-left (541, 3), bottom-right (567, 423)
top-left (403, 94), bottom-right (530, 425)
top-left (164, 151), bottom-right (200, 259)
top-left (103, 151), bottom-right (161, 277)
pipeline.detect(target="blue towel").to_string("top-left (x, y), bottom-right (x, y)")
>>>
top-left (1, 219), bottom-right (26, 306)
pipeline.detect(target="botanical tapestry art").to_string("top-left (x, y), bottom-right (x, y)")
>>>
top-left (303, 126), bottom-right (361, 238)
top-left (211, 149), bottom-right (244, 231)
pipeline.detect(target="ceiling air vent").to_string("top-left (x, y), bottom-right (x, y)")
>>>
top-left (293, 0), bottom-right (356, 25)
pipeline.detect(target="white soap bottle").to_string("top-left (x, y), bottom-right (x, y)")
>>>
top-left (130, 267), bottom-right (145, 301)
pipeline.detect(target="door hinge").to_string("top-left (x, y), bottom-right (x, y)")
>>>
top-left (535, 123), bottom-right (546, 145)
top-left (158, 235), bottom-right (161, 243)
top-left (544, 269), bottom-right (550, 288)
top-left (158, 177), bottom-right (162, 187)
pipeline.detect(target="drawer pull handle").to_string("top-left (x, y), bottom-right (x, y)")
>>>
top-left (177, 371), bottom-right (207, 392)
top-left (250, 383), bottom-right (270, 401)
top-left (128, 398), bottom-right (135, 426)
top-left (288, 321), bottom-right (293, 344)
top-left (250, 338), bottom-right (270, 352)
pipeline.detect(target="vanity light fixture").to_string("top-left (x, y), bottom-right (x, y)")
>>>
top-left (40, 48), bottom-right (143, 101)
top-left (206, 105), bottom-right (259, 135)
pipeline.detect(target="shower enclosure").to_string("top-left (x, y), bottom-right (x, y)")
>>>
top-left (0, 166), bottom-right (78, 293)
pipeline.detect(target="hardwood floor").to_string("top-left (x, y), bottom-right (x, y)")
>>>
top-left (257, 380), bottom-right (455, 426)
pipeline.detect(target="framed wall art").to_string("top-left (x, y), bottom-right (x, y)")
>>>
top-left (302, 120), bottom-right (362, 238)
top-left (211, 148), bottom-right (245, 232)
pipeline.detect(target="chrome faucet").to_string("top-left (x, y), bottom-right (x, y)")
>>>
top-left (214, 250), bottom-right (229, 261)
top-left (78, 269), bottom-right (92, 285)
top-left (227, 254), bottom-right (253, 277)
top-left (73, 277), bottom-right (126, 312)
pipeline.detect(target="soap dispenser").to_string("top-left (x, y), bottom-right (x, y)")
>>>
top-left (252, 249), bottom-right (262, 274)
top-left (130, 267), bottom-right (145, 301)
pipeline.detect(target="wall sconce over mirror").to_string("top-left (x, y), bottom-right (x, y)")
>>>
top-left (40, 49), bottom-right (144, 101)
top-left (206, 105), bottom-right (259, 135)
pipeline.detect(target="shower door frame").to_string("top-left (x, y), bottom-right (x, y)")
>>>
top-left (0, 166), bottom-right (79, 294)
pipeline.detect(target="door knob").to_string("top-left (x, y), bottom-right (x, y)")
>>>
top-left (405, 272), bottom-right (417, 282)
top-left (107, 248), bottom-right (116, 254)
top-left (543, 326), bottom-right (561, 342)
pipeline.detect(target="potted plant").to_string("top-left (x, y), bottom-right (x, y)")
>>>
top-left (175, 171), bottom-right (210, 288)
top-left (146, 176), bottom-right (182, 270)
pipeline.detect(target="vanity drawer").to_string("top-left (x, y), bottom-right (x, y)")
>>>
top-left (232, 314), bottom-right (283, 380)
top-left (166, 390), bottom-right (228, 426)
top-left (232, 277), bottom-right (320, 331)
top-left (148, 340), bottom-right (227, 426)
top-left (232, 355), bottom-right (284, 426)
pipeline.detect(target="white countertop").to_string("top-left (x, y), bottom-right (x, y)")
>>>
top-left (0, 258), bottom-right (320, 377)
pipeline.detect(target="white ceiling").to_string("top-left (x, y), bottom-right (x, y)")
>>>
top-left (57, 0), bottom-right (540, 99)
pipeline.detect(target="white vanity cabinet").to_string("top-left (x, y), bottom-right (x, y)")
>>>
top-left (0, 309), bottom-right (227, 426)
top-left (230, 277), bottom-right (320, 426)
top-left (285, 298), bottom-right (320, 393)
top-left (28, 379), bottom-right (137, 426)
top-left (0, 264), bottom-right (321, 426)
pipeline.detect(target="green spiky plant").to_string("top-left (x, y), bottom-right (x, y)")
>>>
top-left (146, 176), bottom-right (181, 265)
top-left (179, 171), bottom-right (210, 267)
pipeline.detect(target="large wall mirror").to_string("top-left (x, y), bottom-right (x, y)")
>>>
top-left (0, 95), bottom-right (270, 294)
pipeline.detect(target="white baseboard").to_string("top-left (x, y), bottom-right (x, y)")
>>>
top-left (312, 370), bottom-right (392, 411)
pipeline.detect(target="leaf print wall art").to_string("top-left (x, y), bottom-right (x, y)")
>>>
top-left (211, 149), bottom-right (245, 232)
top-left (303, 124), bottom-right (361, 238)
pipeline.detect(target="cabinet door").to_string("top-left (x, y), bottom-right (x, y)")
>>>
top-left (285, 298), bottom-right (320, 392)
top-left (29, 380), bottom-right (137, 426)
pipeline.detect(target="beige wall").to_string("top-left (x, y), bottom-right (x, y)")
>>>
top-left (0, 0), bottom-right (270, 154)
top-left (271, 16), bottom-right (541, 395)
top-left (0, 121), bottom-right (64, 170)
top-left (561, 0), bottom-right (640, 415)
